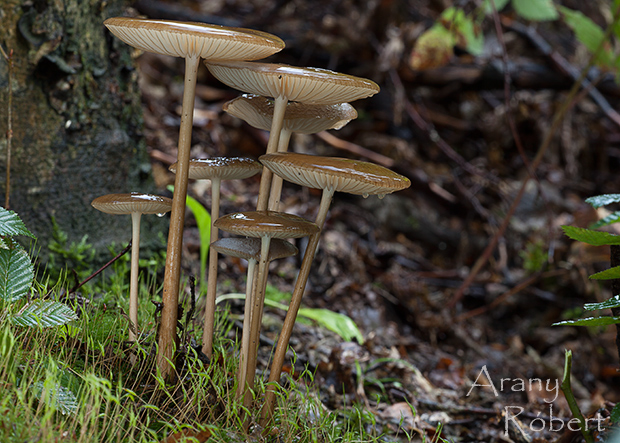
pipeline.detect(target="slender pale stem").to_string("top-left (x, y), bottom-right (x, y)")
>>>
top-left (242, 235), bottom-right (272, 408)
top-left (256, 96), bottom-right (288, 211)
top-left (201, 177), bottom-right (222, 358)
top-left (129, 212), bottom-right (142, 342)
top-left (267, 130), bottom-right (293, 211)
top-left (236, 258), bottom-right (257, 400)
top-left (261, 188), bottom-right (334, 425)
top-left (158, 55), bottom-right (200, 381)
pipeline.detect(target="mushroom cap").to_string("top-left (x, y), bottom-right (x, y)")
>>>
top-left (206, 61), bottom-right (380, 104)
top-left (259, 153), bottom-right (411, 196)
top-left (223, 94), bottom-right (358, 134)
top-left (91, 192), bottom-right (173, 215)
top-left (103, 17), bottom-right (285, 60)
top-left (211, 237), bottom-right (297, 261)
top-left (169, 157), bottom-right (262, 180)
top-left (214, 211), bottom-right (319, 239)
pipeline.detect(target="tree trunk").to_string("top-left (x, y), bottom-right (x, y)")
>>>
top-left (0, 0), bottom-right (163, 261)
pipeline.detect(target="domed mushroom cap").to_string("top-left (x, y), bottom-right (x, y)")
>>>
top-left (169, 157), bottom-right (262, 180)
top-left (215, 211), bottom-right (319, 239)
top-left (211, 237), bottom-right (297, 261)
top-left (260, 153), bottom-right (411, 196)
top-left (91, 193), bottom-right (173, 215)
top-left (206, 61), bottom-right (380, 104)
top-left (103, 17), bottom-right (285, 60)
top-left (223, 95), bottom-right (358, 134)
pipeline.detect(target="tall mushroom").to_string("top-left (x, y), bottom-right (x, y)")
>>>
top-left (210, 237), bottom-right (297, 400)
top-left (205, 61), bottom-right (380, 211)
top-left (169, 157), bottom-right (262, 359)
top-left (91, 192), bottom-right (172, 342)
top-left (257, 153), bottom-right (410, 423)
top-left (222, 95), bottom-right (358, 211)
top-left (103, 17), bottom-right (284, 378)
top-left (214, 211), bottom-right (319, 407)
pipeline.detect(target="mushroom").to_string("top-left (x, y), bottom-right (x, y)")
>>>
top-left (91, 192), bottom-right (173, 342)
top-left (103, 17), bottom-right (284, 378)
top-left (214, 210), bottom-right (319, 407)
top-left (257, 153), bottom-right (410, 423)
top-left (205, 60), bottom-right (380, 211)
top-left (169, 157), bottom-right (262, 358)
top-left (210, 237), bottom-right (297, 400)
top-left (222, 95), bottom-right (358, 211)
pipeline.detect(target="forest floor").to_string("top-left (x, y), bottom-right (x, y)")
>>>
top-left (130, 0), bottom-right (620, 441)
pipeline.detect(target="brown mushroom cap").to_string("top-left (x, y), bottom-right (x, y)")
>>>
top-left (223, 95), bottom-right (358, 134)
top-left (169, 157), bottom-right (262, 181)
top-left (206, 61), bottom-right (380, 104)
top-left (91, 193), bottom-right (173, 215)
top-left (103, 17), bottom-right (285, 60)
top-left (259, 153), bottom-right (411, 196)
top-left (214, 211), bottom-right (319, 239)
top-left (211, 237), bottom-right (297, 261)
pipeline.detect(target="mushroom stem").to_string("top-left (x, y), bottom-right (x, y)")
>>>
top-left (261, 187), bottom-right (335, 424)
top-left (236, 257), bottom-right (257, 400)
top-left (129, 212), bottom-right (142, 342)
top-left (201, 177), bottom-right (222, 358)
top-left (158, 54), bottom-right (200, 381)
top-left (267, 130), bottom-right (293, 211)
top-left (242, 235), bottom-right (272, 408)
top-left (256, 96), bottom-right (287, 211)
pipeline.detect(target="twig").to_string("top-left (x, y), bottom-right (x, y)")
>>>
top-left (1, 45), bottom-right (13, 209)
top-left (390, 69), bottom-right (499, 186)
top-left (183, 276), bottom-right (196, 344)
top-left (315, 131), bottom-right (395, 168)
top-left (69, 241), bottom-right (132, 293)
top-left (489, 1), bottom-right (557, 277)
top-left (506, 19), bottom-right (620, 129)
top-left (448, 3), bottom-right (620, 307)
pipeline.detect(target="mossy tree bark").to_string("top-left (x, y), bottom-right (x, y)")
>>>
top-left (0, 0), bottom-right (162, 261)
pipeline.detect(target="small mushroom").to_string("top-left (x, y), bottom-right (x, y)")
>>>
top-left (169, 157), bottom-right (262, 358)
top-left (223, 95), bottom-right (358, 210)
top-left (205, 60), bottom-right (380, 211)
top-left (210, 237), bottom-right (297, 400)
top-left (104, 17), bottom-right (284, 378)
top-left (215, 210), bottom-right (319, 407)
top-left (91, 192), bottom-right (172, 342)
top-left (257, 153), bottom-right (410, 423)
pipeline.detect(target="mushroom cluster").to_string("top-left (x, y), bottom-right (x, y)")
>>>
top-left (99, 15), bottom-right (410, 426)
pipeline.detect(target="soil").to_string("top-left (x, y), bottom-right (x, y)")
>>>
top-left (129, 1), bottom-right (620, 441)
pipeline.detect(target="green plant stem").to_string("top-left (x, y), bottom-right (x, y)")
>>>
top-left (449, 3), bottom-right (620, 308)
top-left (560, 350), bottom-right (594, 443)
top-left (609, 245), bottom-right (620, 361)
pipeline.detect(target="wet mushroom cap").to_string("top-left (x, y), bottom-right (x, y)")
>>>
top-left (259, 153), bottom-right (411, 196)
top-left (211, 237), bottom-right (297, 261)
top-left (223, 95), bottom-right (358, 134)
top-left (91, 193), bottom-right (173, 214)
top-left (103, 17), bottom-right (285, 60)
top-left (169, 157), bottom-right (262, 181)
top-left (206, 61), bottom-right (380, 104)
top-left (214, 211), bottom-right (319, 239)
